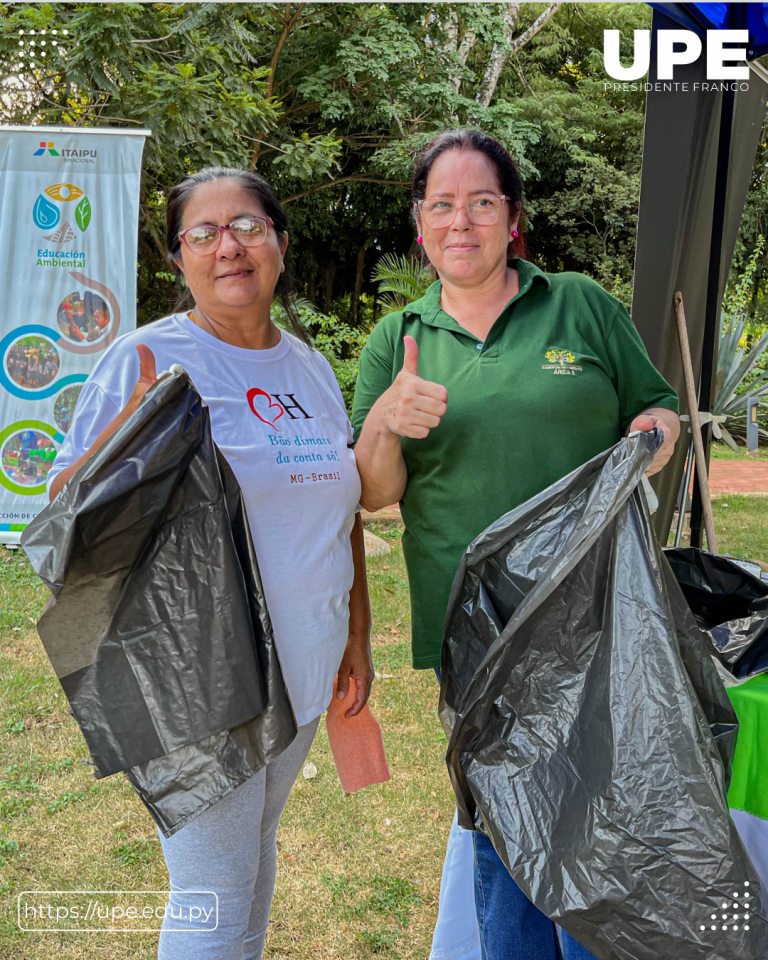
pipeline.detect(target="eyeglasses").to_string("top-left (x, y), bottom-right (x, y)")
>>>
top-left (416, 195), bottom-right (509, 228)
top-left (178, 216), bottom-right (274, 255)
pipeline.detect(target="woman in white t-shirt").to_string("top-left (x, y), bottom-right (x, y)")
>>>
top-left (47, 167), bottom-right (373, 960)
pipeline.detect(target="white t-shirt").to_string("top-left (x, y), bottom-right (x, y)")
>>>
top-left (47, 314), bottom-right (362, 726)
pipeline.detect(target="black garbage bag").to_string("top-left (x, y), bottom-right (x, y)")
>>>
top-left (440, 430), bottom-right (768, 960)
top-left (21, 368), bottom-right (296, 836)
top-left (665, 548), bottom-right (768, 681)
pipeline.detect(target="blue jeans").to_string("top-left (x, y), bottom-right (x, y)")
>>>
top-left (473, 831), bottom-right (598, 960)
top-left (435, 670), bottom-right (597, 960)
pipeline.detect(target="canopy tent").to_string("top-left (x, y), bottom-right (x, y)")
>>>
top-left (632, 4), bottom-right (768, 545)
top-left (651, 2), bottom-right (768, 58)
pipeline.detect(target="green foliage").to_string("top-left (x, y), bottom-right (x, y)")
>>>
top-left (112, 831), bottom-right (153, 865)
top-left (0, 3), bottom-right (659, 324)
top-left (372, 254), bottom-right (434, 314)
top-left (0, 838), bottom-right (19, 868)
top-left (271, 299), bottom-right (369, 412)
top-left (714, 310), bottom-right (768, 447)
top-left (714, 237), bottom-right (768, 446)
top-left (321, 872), bottom-right (421, 956)
top-left (538, 155), bottom-right (640, 308)
top-left (45, 786), bottom-right (95, 814)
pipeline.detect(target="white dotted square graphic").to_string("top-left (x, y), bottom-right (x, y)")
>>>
top-left (702, 884), bottom-right (755, 935)
top-left (5, 27), bottom-right (76, 75)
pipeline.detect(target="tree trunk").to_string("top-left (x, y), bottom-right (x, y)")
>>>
top-left (350, 243), bottom-right (367, 327)
top-left (476, 2), bottom-right (563, 108)
top-left (323, 256), bottom-right (337, 315)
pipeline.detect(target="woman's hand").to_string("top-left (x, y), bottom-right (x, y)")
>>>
top-left (377, 336), bottom-right (448, 440)
top-left (336, 632), bottom-right (375, 719)
top-left (336, 513), bottom-right (373, 718)
top-left (49, 345), bottom-right (158, 501)
top-left (629, 408), bottom-right (680, 476)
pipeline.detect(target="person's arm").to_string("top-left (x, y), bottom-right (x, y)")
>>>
top-left (335, 513), bottom-right (374, 718)
top-left (354, 336), bottom-right (448, 511)
top-left (49, 345), bottom-right (157, 500)
top-left (602, 299), bottom-right (681, 478)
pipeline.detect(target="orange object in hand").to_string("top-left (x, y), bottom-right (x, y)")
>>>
top-left (326, 676), bottom-right (390, 794)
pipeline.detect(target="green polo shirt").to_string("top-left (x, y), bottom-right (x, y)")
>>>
top-left (351, 260), bottom-right (679, 669)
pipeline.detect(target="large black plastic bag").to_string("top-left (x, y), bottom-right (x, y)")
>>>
top-left (665, 548), bottom-right (768, 681)
top-left (22, 369), bottom-right (296, 836)
top-left (439, 430), bottom-right (767, 960)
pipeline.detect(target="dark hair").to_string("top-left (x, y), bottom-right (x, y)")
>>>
top-left (165, 166), bottom-right (309, 345)
top-left (411, 129), bottom-right (527, 261)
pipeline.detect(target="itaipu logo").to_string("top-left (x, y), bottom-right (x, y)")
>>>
top-left (604, 29), bottom-right (750, 88)
top-left (33, 140), bottom-right (59, 156)
top-left (33, 139), bottom-right (97, 163)
top-left (33, 183), bottom-right (91, 244)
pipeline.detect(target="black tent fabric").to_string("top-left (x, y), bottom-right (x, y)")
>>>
top-left (440, 430), bottom-right (767, 960)
top-left (22, 369), bottom-right (297, 836)
top-left (631, 9), bottom-right (768, 544)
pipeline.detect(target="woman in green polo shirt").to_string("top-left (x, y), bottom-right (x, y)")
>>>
top-left (351, 129), bottom-right (680, 960)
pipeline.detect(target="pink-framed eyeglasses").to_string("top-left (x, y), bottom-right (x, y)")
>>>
top-left (178, 216), bottom-right (274, 255)
top-left (415, 195), bottom-right (509, 228)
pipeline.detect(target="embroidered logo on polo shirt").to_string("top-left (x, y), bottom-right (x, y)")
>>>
top-left (542, 349), bottom-right (583, 376)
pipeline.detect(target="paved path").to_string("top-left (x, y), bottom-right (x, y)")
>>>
top-left (709, 459), bottom-right (768, 495)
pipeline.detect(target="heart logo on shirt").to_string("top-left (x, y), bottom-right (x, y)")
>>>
top-left (246, 388), bottom-right (285, 430)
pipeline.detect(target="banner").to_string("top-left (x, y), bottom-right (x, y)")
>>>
top-left (0, 126), bottom-right (149, 543)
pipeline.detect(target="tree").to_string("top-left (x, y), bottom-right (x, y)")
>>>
top-left (0, 2), bottom-right (655, 325)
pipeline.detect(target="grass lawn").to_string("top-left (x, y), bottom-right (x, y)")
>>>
top-left (710, 441), bottom-right (768, 461)
top-left (1, 501), bottom-right (767, 959)
top-left (0, 522), bottom-right (453, 959)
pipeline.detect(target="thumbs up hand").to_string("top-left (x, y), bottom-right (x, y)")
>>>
top-left (380, 336), bottom-right (448, 440)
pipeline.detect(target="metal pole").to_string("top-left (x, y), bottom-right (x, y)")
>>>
top-left (674, 438), bottom-right (695, 548)
top-left (746, 396), bottom-right (760, 452)
top-left (675, 293), bottom-right (719, 554)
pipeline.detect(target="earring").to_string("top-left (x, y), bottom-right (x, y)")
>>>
top-left (512, 230), bottom-right (519, 238)
top-left (416, 236), bottom-right (423, 244)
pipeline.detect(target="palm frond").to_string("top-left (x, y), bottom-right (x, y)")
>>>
top-left (717, 328), bottom-right (768, 406)
top-left (372, 253), bottom-right (433, 308)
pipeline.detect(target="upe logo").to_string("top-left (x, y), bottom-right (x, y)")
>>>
top-left (33, 141), bottom-right (59, 157)
top-left (246, 390), bottom-right (314, 430)
top-left (604, 29), bottom-right (749, 81)
top-left (33, 183), bottom-right (91, 242)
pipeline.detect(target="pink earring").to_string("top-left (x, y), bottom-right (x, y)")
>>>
top-left (512, 230), bottom-right (519, 238)
top-left (416, 236), bottom-right (423, 244)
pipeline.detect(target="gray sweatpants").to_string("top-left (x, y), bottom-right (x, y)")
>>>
top-left (157, 718), bottom-right (320, 960)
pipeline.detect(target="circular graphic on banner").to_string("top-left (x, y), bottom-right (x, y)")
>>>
top-left (57, 290), bottom-right (111, 344)
top-left (0, 421), bottom-right (63, 496)
top-left (1, 429), bottom-right (57, 492)
top-left (5, 335), bottom-right (60, 390)
top-left (53, 384), bottom-right (82, 435)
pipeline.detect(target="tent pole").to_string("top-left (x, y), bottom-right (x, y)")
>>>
top-left (689, 83), bottom-right (736, 549)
